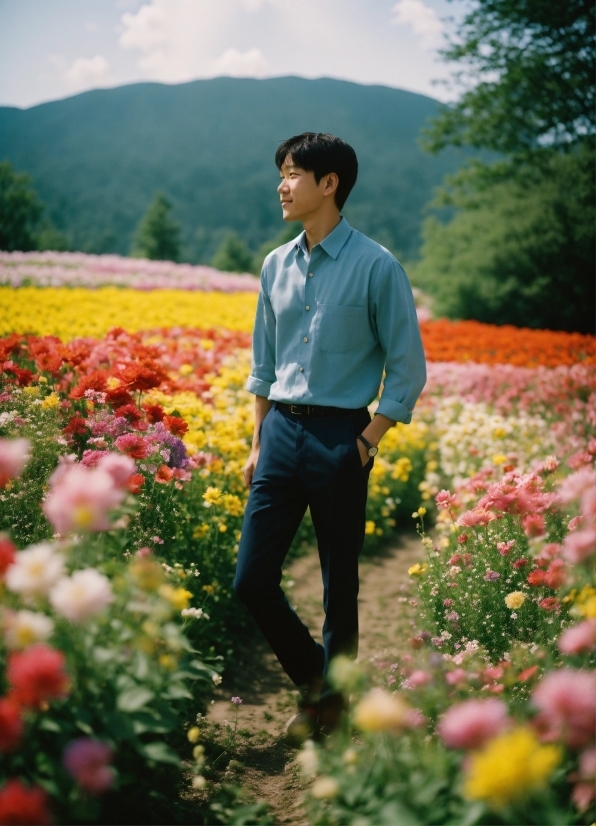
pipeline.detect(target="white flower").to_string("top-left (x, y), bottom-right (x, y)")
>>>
top-left (181, 607), bottom-right (209, 620)
top-left (49, 568), bottom-right (114, 622)
top-left (4, 609), bottom-right (54, 649)
top-left (310, 776), bottom-right (339, 799)
top-left (5, 542), bottom-right (65, 599)
top-left (211, 673), bottom-right (222, 685)
top-left (296, 740), bottom-right (319, 776)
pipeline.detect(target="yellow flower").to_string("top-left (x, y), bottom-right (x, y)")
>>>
top-left (130, 558), bottom-right (164, 591)
top-left (159, 585), bottom-right (193, 611)
top-left (492, 454), bottom-right (508, 465)
top-left (218, 523), bottom-right (228, 533)
top-left (365, 520), bottom-right (375, 535)
top-left (408, 563), bottom-right (428, 577)
top-left (464, 728), bottom-right (561, 808)
top-left (202, 486), bottom-right (222, 507)
top-left (221, 493), bottom-right (244, 517)
top-left (159, 654), bottom-right (177, 670)
top-left (187, 727), bottom-right (201, 743)
top-left (353, 688), bottom-right (409, 732)
top-left (505, 591), bottom-right (526, 610)
top-left (40, 392), bottom-right (60, 409)
top-left (179, 363), bottom-right (194, 376)
top-left (193, 523), bottom-right (210, 539)
top-left (311, 777), bottom-right (339, 799)
top-left (23, 386), bottom-right (39, 396)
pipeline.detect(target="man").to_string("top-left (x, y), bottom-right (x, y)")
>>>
top-left (233, 132), bottom-right (426, 739)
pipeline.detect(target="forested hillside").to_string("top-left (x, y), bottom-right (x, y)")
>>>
top-left (0, 76), bottom-right (470, 260)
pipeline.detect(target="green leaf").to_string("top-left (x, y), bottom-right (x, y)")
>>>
top-left (163, 682), bottom-right (193, 700)
top-left (38, 717), bottom-right (61, 733)
top-left (117, 686), bottom-right (154, 712)
top-left (143, 741), bottom-right (180, 766)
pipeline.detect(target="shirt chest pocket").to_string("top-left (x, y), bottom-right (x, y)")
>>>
top-left (316, 304), bottom-right (372, 353)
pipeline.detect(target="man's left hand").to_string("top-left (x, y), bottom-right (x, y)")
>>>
top-left (356, 438), bottom-right (370, 467)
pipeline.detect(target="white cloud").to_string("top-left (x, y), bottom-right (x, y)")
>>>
top-left (390, 0), bottom-right (443, 50)
top-left (211, 47), bottom-right (269, 77)
top-left (64, 55), bottom-right (111, 90)
top-left (85, 21), bottom-right (100, 32)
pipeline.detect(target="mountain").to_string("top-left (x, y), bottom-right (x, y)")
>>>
top-left (0, 76), bottom-right (471, 261)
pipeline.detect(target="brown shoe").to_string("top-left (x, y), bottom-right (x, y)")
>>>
top-left (284, 704), bottom-right (319, 743)
top-left (316, 692), bottom-right (346, 738)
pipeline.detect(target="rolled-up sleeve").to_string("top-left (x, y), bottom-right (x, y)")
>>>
top-left (372, 260), bottom-right (427, 423)
top-left (246, 265), bottom-right (277, 397)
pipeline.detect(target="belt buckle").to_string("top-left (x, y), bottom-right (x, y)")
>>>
top-left (290, 404), bottom-right (302, 415)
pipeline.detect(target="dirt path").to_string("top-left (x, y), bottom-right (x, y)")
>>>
top-left (205, 531), bottom-right (423, 824)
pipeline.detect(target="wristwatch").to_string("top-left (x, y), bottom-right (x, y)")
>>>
top-left (357, 434), bottom-right (379, 457)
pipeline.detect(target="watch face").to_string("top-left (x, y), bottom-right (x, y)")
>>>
top-left (369, 446), bottom-right (378, 457)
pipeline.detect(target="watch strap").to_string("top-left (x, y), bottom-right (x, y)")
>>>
top-left (357, 434), bottom-right (378, 456)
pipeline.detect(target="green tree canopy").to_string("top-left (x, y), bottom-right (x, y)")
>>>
top-left (131, 193), bottom-right (181, 262)
top-left (211, 233), bottom-right (255, 274)
top-left (0, 160), bottom-right (43, 251)
top-left (412, 148), bottom-right (594, 332)
top-left (425, 0), bottom-right (595, 156)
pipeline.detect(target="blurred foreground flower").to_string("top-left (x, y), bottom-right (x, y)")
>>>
top-left (63, 738), bottom-right (115, 794)
top-left (43, 463), bottom-right (125, 534)
top-left (0, 438), bottom-right (30, 488)
top-left (464, 727), bottom-right (560, 808)
top-left (438, 699), bottom-right (509, 750)
top-left (3, 610), bottom-right (54, 650)
top-left (5, 543), bottom-right (64, 599)
top-left (532, 669), bottom-right (596, 748)
top-left (49, 569), bottom-right (114, 622)
top-left (0, 779), bottom-right (50, 826)
top-left (7, 644), bottom-right (69, 710)
top-left (353, 688), bottom-right (409, 732)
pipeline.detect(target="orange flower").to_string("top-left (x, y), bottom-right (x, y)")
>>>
top-left (155, 465), bottom-right (174, 484)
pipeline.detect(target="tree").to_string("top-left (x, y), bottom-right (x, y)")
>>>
top-left (416, 0), bottom-right (595, 331)
top-left (211, 232), bottom-right (254, 274)
top-left (0, 161), bottom-right (43, 251)
top-left (412, 148), bottom-right (594, 332)
top-left (131, 193), bottom-right (181, 262)
top-left (424, 0), bottom-right (595, 156)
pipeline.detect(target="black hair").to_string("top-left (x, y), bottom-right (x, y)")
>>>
top-left (275, 132), bottom-right (358, 210)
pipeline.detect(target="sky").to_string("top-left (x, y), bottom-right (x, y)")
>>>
top-left (0, 0), bottom-right (463, 109)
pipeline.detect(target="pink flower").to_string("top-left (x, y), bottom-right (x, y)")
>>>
top-left (435, 490), bottom-right (456, 509)
top-left (558, 620), bottom-right (596, 655)
top-left (43, 465), bottom-right (124, 534)
top-left (570, 748), bottom-right (596, 813)
top-left (437, 699), bottom-right (509, 750)
top-left (63, 738), bottom-right (115, 794)
top-left (445, 669), bottom-right (469, 686)
top-left (497, 540), bottom-right (515, 556)
top-left (559, 468), bottom-right (596, 503)
top-left (562, 528), bottom-right (596, 563)
top-left (532, 669), bottom-right (596, 748)
top-left (458, 509), bottom-right (495, 527)
top-left (484, 570), bottom-right (500, 582)
top-left (97, 453), bottom-right (136, 488)
top-left (0, 438), bottom-right (30, 488)
top-left (80, 449), bottom-right (108, 468)
top-left (539, 597), bottom-right (559, 611)
top-left (522, 513), bottom-right (546, 538)
top-left (403, 670), bottom-right (432, 689)
top-left (114, 433), bottom-right (150, 459)
top-left (405, 708), bottom-right (426, 728)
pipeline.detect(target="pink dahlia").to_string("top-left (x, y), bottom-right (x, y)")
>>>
top-left (438, 698), bottom-right (509, 750)
top-left (532, 669), bottom-right (596, 748)
top-left (63, 738), bottom-right (115, 794)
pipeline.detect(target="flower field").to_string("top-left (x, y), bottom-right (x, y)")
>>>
top-left (0, 251), bottom-right (594, 824)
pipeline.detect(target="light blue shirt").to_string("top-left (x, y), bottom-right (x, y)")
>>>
top-left (246, 217), bottom-right (426, 424)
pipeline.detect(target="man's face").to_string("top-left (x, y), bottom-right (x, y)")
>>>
top-left (277, 156), bottom-right (328, 222)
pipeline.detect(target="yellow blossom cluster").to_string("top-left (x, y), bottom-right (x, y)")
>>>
top-left (0, 286), bottom-right (257, 340)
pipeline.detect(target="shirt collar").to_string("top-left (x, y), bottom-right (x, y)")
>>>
top-left (295, 216), bottom-right (352, 260)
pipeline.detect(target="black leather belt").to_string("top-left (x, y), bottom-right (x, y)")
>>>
top-left (275, 402), bottom-right (364, 417)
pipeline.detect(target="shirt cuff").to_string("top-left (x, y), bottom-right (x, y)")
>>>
top-left (376, 397), bottom-right (413, 424)
top-left (246, 375), bottom-right (273, 397)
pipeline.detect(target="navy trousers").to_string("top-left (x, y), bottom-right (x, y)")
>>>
top-left (233, 403), bottom-right (373, 688)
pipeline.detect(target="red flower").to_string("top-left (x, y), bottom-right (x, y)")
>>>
top-left (143, 403), bottom-right (165, 423)
top-left (0, 537), bottom-right (16, 577)
top-left (114, 434), bottom-right (149, 459)
top-left (457, 533), bottom-right (468, 544)
top-left (543, 559), bottom-right (566, 589)
top-left (163, 415), bottom-right (188, 436)
top-left (512, 557), bottom-right (529, 569)
top-left (527, 569), bottom-right (548, 586)
top-left (539, 597), bottom-right (559, 612)
top-left (127, 473), bottom-right (145, 494)
top-left (0, 780), bottom-right (51, 825)
top-left (35, 352), bottom-right (63, 374)
top-left (69, 369), bottom-right (109, 400)
top-left (7, 645), bottom-right (69, 710)
top-left (117, 363), bottom-right (166, 392)
top-left (518, 665), bottom-right (539, 682)
top-left (105, 387), bottom-right (135, 409)
top-left (0, 699), bottom-right (23, 753)
top-left (114, 404), bottom-right (144, 426)
top-left (63, 416), bottom-right (88, 436)
top-left (2, 362), bottom-right (34, 387)
top-left (155, 465), bottom-right (174, 484)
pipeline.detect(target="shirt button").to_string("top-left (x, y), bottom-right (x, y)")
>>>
top-left (303, 336), bottom-right (308, 342)
top-left (308, 272), bottom-right (314, 277)
top-left (305, 305), bottom-right (310, 311)
top-left (299, 367), bottom-right (304, 372)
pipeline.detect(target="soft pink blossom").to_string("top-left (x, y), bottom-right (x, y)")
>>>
top-left (403, 670), bottom-right (432, 689)
top-left (458, 509), bottom-right (496, 527)
top-left (497, 540), bottom-right (515, 556)
top-left (532, 669), bottom-right (596, 748)
top-left (570, 748), bottom-right (596, 813)
top-left (522, 513), bottom-right (546, 538)
top-left (562, 528), bottom-right (596, 563)
top-left (63, 738), bottom-right (115, 794)
top-left (0, 438), bottom-right (30, 487)
top-left (558, 620), bottom-right (596, 655)
top-left (43, 465), bottom-right (124, 534)
top-left (97, 453), bottom-right (136, 488)
top-left (437, 699), bottom-right (509, 750)
top-left (49, 569), bottom-right (114, 622)
top-left (445, 669), bottom-right (469, 686)
top-left (435, 490), bottom-right (456, 509)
